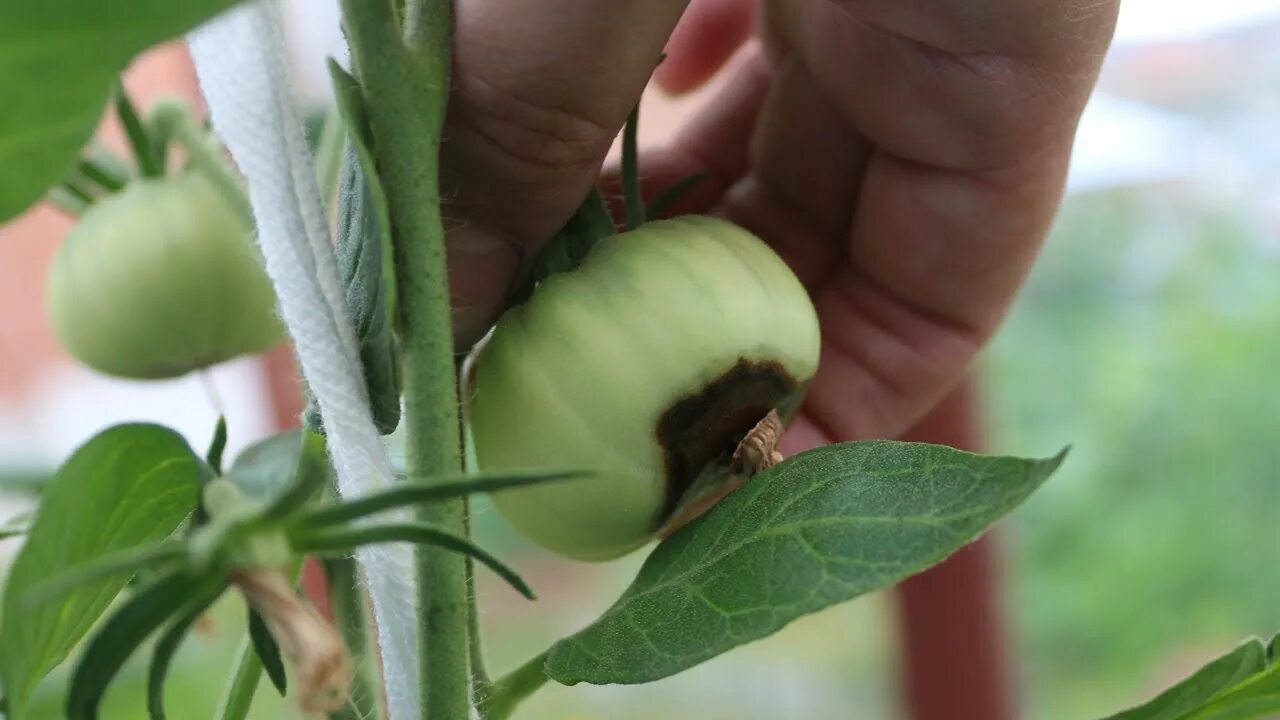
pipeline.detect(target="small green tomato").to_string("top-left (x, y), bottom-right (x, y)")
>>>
top-left (469, 216), bottom-right (820, 561)
top-left (46, 172), bottom-right (284, 379)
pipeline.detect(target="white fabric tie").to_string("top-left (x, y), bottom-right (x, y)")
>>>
top-left (188, 3), bottom-right (422, 718)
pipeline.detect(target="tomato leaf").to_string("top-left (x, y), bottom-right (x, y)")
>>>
top-left (220, 429), bottom-right (331, 529)
top-left (257, 430), bottom-right (331, 521)
top-left (1103, 635), bottom-right (1280, 720)
top-left (509, 189), bottom-right (616, 306)
top-left (0, 0), bottom-right (241, 221)
top-left (0, 424), bottom-right (205, 718)
top-left (645, 172), bottom-right (706, 220)
top-left (302, 60), bottom-right (402, 435)
top-left (67, 571), bottom-right (222, 720)
top-left (146, 580), bottom-right (227, 720)
top-left (289, 521), bottom-right (535, 600)
top-left (292, 469), bottom-right (587, 528)
top-left (545, 440), bottom-right (1064, 685)
top-left (205, 416), bottom-right (229, 475)
top-left (248, 608), bottom-right (288, 695)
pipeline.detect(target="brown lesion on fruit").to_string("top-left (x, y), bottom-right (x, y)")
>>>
top-left (654, 358), bottom-right (799, 535)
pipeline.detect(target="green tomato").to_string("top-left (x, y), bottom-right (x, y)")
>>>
top-left (469, 216), bottom-right (821, 561)
top-left (46, 172), bottom-right (284, 379)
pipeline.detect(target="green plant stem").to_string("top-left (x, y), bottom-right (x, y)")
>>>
top-left (339, 1), bottom-right (469, 718)
top-left (113, 82), bottom-right (162, 177)
top-left (55, 180), bottom-right (94, 207)
top-left (475, 653), bottom-right (551, 720)
top-left (465, 503), bottom-right (491, 692)
top-left (459, 372), bottom-right (492, 695)
top-left (214, 637), bottom-right (263, 720)
top-left (324, 557), bottom-right (384, 720)
top-left (622, 104), bottom-right (643, 230)
top-left (47, 185), bottom-right (89, 216)
top-left (148, 101), bottom-right (253, 221)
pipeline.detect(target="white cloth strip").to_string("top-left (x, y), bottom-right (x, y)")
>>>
top-left (188, 3), bottom-right (421, 719)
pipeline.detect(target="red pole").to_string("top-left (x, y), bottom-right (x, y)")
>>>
top-left (895, 380), bottom-right (1016, 720)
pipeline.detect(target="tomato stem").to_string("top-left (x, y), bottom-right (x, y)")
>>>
top-left (474, 652), bottom-right (551, 720)
top-left (340, 1), bottom-right (470, 718)
top-left (622, 104), bottom-right (644, 230)
top-left (323, 556), bottom-right (385, 720)
top-left (113, 82), bottom-right (162, 178)
top-left (147, 100), bottom-right (253, 222)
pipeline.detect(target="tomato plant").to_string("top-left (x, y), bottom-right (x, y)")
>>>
top-left (0, 2), bottom-right (1275, 720)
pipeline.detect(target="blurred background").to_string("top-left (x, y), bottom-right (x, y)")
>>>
top-left (2, 1), bottom-right (1279, 718)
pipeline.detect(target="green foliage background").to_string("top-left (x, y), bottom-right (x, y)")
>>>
top-left (995, 189), bottom-right (1280, 719)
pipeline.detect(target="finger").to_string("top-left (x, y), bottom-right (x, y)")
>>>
top-left (769, 0), bottom-right (1118, 173)
top-left (769, 0), bottom-right (1116, 440)
top-left (715, 56), bottom-right (868, 289)
top-left (654, 0), bottom-right (755, 94)
top-left (444, 0), bottom-right (691, 345)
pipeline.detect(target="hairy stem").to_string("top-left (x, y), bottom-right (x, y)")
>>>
top-left (475, 653), bottom-right (551, 720)
top-left (148, 100), bottom-right (253, 221)
top-left (324, 557), bottom-right (385, 720)
top-left (340, 0), bottom-right (469, 718)
top-left (214, 638), bottom-right (264, 720)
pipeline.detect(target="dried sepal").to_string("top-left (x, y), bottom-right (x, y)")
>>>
top-left (230, 568), bottom-right (351, 714)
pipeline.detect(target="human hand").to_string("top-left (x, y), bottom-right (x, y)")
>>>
top-left (442, 0), bottom-right (1119, 449)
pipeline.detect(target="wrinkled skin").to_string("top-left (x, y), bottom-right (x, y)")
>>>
top-left (442, 0), bottom-right (1119, 451)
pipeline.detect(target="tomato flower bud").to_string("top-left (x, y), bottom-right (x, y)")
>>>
top-left (469, 216), bottom-right (820, 560)
top-left (46, 172), bottom-right (283, 379)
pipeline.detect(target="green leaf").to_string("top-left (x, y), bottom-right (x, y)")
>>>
top-left (290, 521), bottom-right (536, 600)
top-left (1187, 666), bottom-right (1280, 720)
top-left (293, 469), bottom-right (587, 529)
top-left (22, 542), bottom-right (187, 608)
top-left (1103, 637), bottom-right (1267, 720)
top-left (509, 189), bottom-right (616, 306)
top-left (247, 609), bottom-right (287, 696)
top-left (146, 580), bottom-right (227, 720)
top-left (258, 430), bottom-right (331, 521)
top-left (0, 424), bottom-right (205, 718)
top-left (303, 60), bottom-right (402, 435)
top-left (645, 172), bottom-right (706, 220)
top-left (0, 0), bottom-right (241, 221)
top-left (224, 429), bottom-right (331, 515)
top-left (546, 440), bottom-right (1065, 685)
top-left (112, 83), bottom-right (160, 177)
top-left (1102, 634), bottom-right (1280, 720)
top-left (67, 571), bottom-right (223, 720)
top-left (205, 416), bottom-right (228, 475)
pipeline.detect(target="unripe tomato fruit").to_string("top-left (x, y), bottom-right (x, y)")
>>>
top-left (46, 172), bottom-right (283, 379)
top-left (469, 216), bottom-right (820, 561)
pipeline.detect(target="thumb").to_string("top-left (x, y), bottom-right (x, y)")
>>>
top-left (444, 0), bottom-right (691, 346)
